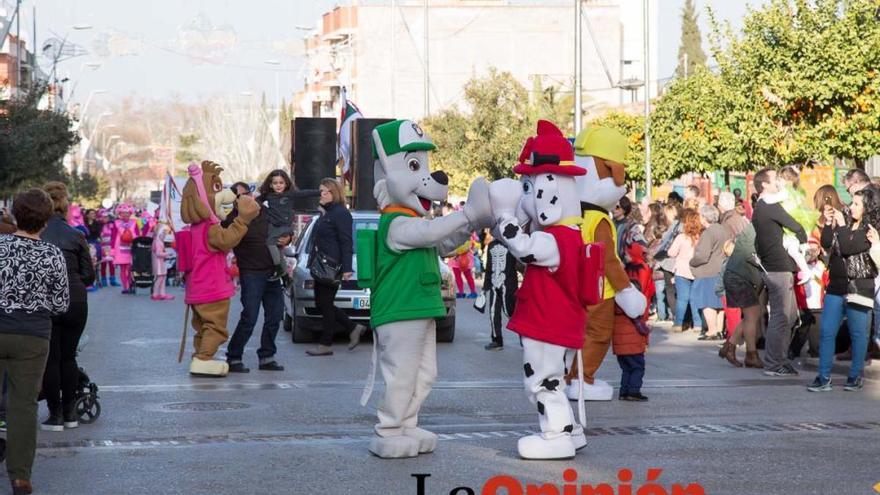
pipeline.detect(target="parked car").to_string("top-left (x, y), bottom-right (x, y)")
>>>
top-left (282, 211), bottom-right (457, 343)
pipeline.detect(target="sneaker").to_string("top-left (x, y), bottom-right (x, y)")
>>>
top-left (843, 376), bottom-right (864, 391)
top-left (63, 410), bottom-right (79, 429)
top-left (466, 292), bottom-right (478, 299)
top-left (623, 393), bottom-right (649, 402)
top-left (258, 361), bottom-right (285, 371)
top-left (227, 362), bottom-right (250, 373)
top-left (484, 342), bottom-right (503, 351)
top-left (40, 414), bottom-right (64, 432)
top-left (456, 293), bottom-right (465, 299)
top-left (806, 376), bottom-right (832, 392)
top-left (0, 419), bottom-right (6, 432)
top-left (763, 365), bottom-right (798, 377)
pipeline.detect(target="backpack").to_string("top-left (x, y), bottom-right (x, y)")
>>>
top-left (174, 227), bottom-right (194, 274)
top-left (356, 229), bottom-right (377, 289)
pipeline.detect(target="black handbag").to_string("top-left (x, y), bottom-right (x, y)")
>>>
top-left (834, 229), bottom-right (878, 280)
top-left (307, 243), bottom-right (341, 287)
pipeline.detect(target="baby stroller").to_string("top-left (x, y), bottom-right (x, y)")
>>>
top-left (35, 367), bottom-right (101, 424)
top-left (130, 236), bottom-right (154, 293)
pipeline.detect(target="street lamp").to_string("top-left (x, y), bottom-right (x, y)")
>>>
top-left (80, 89), bottom-right (108, 122)
top-left (72, 24), bottom-right (93, 30)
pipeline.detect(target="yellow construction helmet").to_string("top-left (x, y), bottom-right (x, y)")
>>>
top-left (573, 126), bottom-right (628, 164)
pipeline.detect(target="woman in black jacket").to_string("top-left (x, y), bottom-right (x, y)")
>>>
top-left (808, 187), bottom-right (879, 392)
top-left (306, 178), bottom-right (366, 356)
top-left (39, 182), bottom-right (95, 431)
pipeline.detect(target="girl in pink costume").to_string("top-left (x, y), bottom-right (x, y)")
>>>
top-left (98, 209), bottom-right (119, 287)
top-left (151, 220), bottom-right (174, 300)
top-left (113, 203), bottom-right (141, 294)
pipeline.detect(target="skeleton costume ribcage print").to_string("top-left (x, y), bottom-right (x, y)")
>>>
top-left (483, 240), bottom-right (518, 345)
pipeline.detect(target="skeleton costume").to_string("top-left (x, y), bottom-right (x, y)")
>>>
top-left (483, 239), bottom-right (517, 347)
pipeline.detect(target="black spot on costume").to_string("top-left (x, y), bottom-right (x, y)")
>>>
top-left (524, 363), bottom-right (535, 377)
top-left (503, 223), bottom-right (519, 239)
top-left (537, 401), bottom-right (545, 415)
top-left (520, 254), bottom-right (536, 264)
top-left (541, 378), bottom-right (560, 391)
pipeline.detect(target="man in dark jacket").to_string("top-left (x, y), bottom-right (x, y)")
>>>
top-left (222, 183), bottom-right (289, 372)
top-left (751, 168), bottom-right (808, 377)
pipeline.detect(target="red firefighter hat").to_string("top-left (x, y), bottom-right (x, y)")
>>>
top-left (513, 120), bottom-right (585, 176)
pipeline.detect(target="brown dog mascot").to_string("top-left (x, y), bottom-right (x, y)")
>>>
top-left (565, 128), bottom-right (647, 400)
top-left (180, 161), bottom-right (259, 376)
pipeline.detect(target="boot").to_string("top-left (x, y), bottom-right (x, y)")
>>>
top-left (306, 345), bottom-right (333, 356)
top-left (723, 342), bottom-right (743, 368)
top-left (718, 341), bottom-right (731, 358)
top-left (11, 479), bottom-right (33, 495)
top-left (744, 351), bottom-right (764, 369)
top-left (100, 276), bottom-right (108, 287)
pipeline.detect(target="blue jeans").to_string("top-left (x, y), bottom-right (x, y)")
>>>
top-left (617, 354), bottom-right (645, 396)
top-left (226, 272), bottom-right (284, 363)
top-left (674, 276), bottom-right (702, 327)
top-left (654, 278), bottom-right (668, 320)
top-left (817, 293), bottom-right (870, 380)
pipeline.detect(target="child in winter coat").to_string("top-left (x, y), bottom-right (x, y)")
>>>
top-left (151, 220), bottom-right (174, 301)
top-left (615, 242), bottom-right (653, 402)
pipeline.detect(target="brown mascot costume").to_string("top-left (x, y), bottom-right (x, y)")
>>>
top-left (180, 161), bottom-right (259, 377)
top-left (564, 128), bottom-right (647, 401)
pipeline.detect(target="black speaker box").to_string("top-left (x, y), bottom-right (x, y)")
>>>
top-left (292, 117), bottom-right (337, 211)
top-left (350, 118), bottom-right (393, 211)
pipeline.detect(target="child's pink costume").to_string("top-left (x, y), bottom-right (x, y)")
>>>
top-left (98, 209), bottom-right (118, 286)
top-left (113, 203), bottom-right (141, 292)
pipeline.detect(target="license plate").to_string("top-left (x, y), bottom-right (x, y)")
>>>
top-left (353, 297), bottom-right (371, 310)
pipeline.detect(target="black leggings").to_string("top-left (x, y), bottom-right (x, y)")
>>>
top-left (43, 302), bottom-right (88, 412)
top-left (314, 282), bottom-right (354, 346)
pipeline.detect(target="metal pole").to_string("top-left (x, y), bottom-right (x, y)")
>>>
top-left (16, 0), bottom-right (21, 90)
top-left (423, 0), bottom-right (429, 118)
top-left (574, 0), bottom-right (583, 133)
top-left (391, 0), bottom-right (396, 115)
top-left (643, 0), bottom-right (652, 199)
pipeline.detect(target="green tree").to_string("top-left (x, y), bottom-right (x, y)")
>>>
top-left (651, 67), bottom-right (772, 181)
top-left (0, 84), bottom-right (79, 196)
top-left (586, 111), bottom-right (647, 181)
top-left (174, 133), bottom-right (201, 163)
top-left (675, 0), bottom-right (708, 79)
top-left (423, 69), bottom-right (533, 195)
top-left (709, 0), bottom-right (880, 166)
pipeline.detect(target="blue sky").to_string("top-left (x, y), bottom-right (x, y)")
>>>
top-left (22, 0), bottom-right (761, 107)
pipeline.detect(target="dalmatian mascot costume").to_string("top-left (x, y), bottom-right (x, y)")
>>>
top-left (489, 120), bottom-right (598, 460)
top-left (564, 127), bottom-right (647, 401)
top-left (364, 119), bottom-right (493, 459)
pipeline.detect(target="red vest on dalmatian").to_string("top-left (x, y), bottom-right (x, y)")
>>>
top-left (507, 225), bottom-right (587, 349)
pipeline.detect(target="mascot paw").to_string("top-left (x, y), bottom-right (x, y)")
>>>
top-left (403, 427), bottom-right (438, 454)
top-left (373, 179), bottom-right (391, 210)
top-left (489, 178), bottom-right (523, 222)
top-left (236, 195), bottom-right (260, 222)
top-left (517, 434), bottom-right (575, 460)
top-left (189, 359), bottom-right (229, 377)
top-left (566, 378), bottom-right (614, 401)
top-left (368, 435), bottom-right (420, 459)
top-left (615, 286), bottom-right (648, 319)
top-left (463, 177), bottom-right (494, 230)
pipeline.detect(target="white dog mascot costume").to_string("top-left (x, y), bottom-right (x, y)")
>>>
top-left (489, 120), bottom-right (601, 460)
top-left (362, 119), bottom-right (494, 459)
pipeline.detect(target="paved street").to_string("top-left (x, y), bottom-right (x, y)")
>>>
top-left (18, 285), bottom-right (880, 495)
